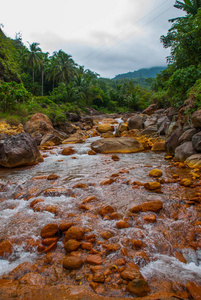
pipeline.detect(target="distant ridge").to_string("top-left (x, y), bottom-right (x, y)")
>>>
top-left (113, 66), bottom-right (166, 80)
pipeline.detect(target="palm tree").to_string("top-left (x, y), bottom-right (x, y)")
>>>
top-left (169, 0), bottom-right (201, 22)
top-left (56, 50), bottom-right (77, 84)
top-left (25, 42), bottom-right (42, 86)
top-left (40, 52), bottom-right (49, 96)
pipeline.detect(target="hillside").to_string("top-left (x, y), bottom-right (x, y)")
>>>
top-left (113, 66), bottom-right (166, 80)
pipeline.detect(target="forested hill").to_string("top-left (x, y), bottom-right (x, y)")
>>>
top-left (113, 66), bottom-right (166, 80)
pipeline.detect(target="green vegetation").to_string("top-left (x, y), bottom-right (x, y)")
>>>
top-left (0, 0), bottom-right (201, 125)
top-left (152, 1), bottom-right (201, 108)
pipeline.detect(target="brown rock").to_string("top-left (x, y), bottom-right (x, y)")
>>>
top-left (180, 178), bottom-right (192, 187)
top-left (143, 214), bottom-right (157, 223)
top-left (130, 205), bottom-right (142, 213)
top-left (88, 149), bottom-right (96, 155)
top-left (141, 200), bottom-right (163, 212)
top-left (81, 242), bottom-right (93, 250)
top-left (64, 226), bottom-right (85, 242)
top-left (101, 231), bottom-right (113, 240)
top-left (40, 223), bottom-right (58, 239)
top-left (73, 183), bottom-right (88, 189)
top-left (112, 155), bottom-right (120, 161)
top-left (63, 256), bottom-right (83, 270)
top-left (61, 147), bottom-right (76, 156)
top-left (59, 222), bottom-right (74, 232)
top-left (93, 273), bottom-right (105, 283)
top-left (126, 274), bottom-right (151, 296)
top-left (115, 258), bottom-right (126, 266)
top-left (186, 282), bottom-right (201, 300)
top-left (47, 174), bottom-right (59, 180)
top-left (86, 254), bottom-right (102, 265)
top-left (132, 240), bottom-right (143, 248)
top-left (116, 220), bottom-right (129, 229)
top-left (91, 137), bottom-right (144, 154)
top-left (151, 142), bottom-right (166, 151)
top-left (30, 198), bottom-right (44, 208)
top-left (64, 239), bottom-right (81, 253)
top-left (42, 237), bottom-right (58, 246)
top-left (98, 205), bottom-right (115, 217)
top-left (192, 109), bottom-right (201, 128)
top-left (144, 182), bottom-right (161, 190)
top-left (24, 113), bottom-right (53, 136)
top-left (121, 267), bottom-right (140, 281)
top-left (100, 178), bottom-right (114, 185)
top-left (0, 240), bottom-right (12, 258)
top-left (44, 242), bottom-right (57, 253)
top-left (149, 169), bottom-right (163, 177)
top-left (19, 272), bottom-right (45, 285)
top-left (96, 124), bottom-right (114, 133)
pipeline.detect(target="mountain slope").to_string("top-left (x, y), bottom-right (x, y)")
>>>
top-left (113, 66), bottom-right (166, 80)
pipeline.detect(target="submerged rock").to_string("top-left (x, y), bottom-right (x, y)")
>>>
top-left (0, 133), bottom-right (43, 168)
top-left (91, 137), bottom-right (144, 153)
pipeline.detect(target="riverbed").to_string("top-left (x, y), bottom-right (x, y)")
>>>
top-left (0, 135), bottom-right (201, 299)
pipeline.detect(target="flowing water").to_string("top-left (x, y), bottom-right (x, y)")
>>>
top-left (0, 136), bottom-right (201, 297)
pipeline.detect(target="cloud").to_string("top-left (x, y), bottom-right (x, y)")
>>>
top-left (1, 0), bottom-right (185, 78)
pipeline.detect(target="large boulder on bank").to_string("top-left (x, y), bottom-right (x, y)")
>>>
top-left (179, 128), bottom-right (197, 145)
top-left (165, 125), bottom-right (183, 155)
top-left (192, 132), bottom-right (201, 152)
top-left (0, 133), bottom-right (43, 168)
top-left (91, 137), bottom-right (144, 154)
top-left (175, 142), bottom-right (197, 162)
top-left (24, 113), bottom-right (53, 137)
top-left (192, 110), bottom-right (201, 128)
top-left (128, 115), bottom-right (144, 130)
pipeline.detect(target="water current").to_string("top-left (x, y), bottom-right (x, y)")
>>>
top-left (0, 135), bottom-right (201, 293)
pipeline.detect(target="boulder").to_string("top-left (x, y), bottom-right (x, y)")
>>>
top-left (175, 142), bottom-right (197, 162)
top-left (128, 115), bottom-right (144, 130)
top-left (192, 110), bottom-right (201, 128)
top-left (185, 154), bottom-right (201, 169)
top-left (179, 128), bottom-right (196, 144)
top-left (96, 124), bottom-right (114, 133)
top-left (0, 133), bottom-right (43, 168)
top-left (192, 132), bottom-right (201, 152)
top-left (40, 133), bottom-right (62, 146)
top-left (91, 137), bottom-right (144, 154)
top-left (62, 134), bottom-right (85, 144)
top-left (151, 142), bottom-right (166, 151)
top-left (54, 122), bottom-right (75, 135)
top-left (142, 104), bottom-right (157, 115)
top-left (157, 116), bottom-right (170, 136)
top-left (165, 125), bottom-right (183, 155)
top-left (24, 113), bottom-right (53, 136)
top-left (141, 126), bottom-right (157, 136)
top-left (0, 240), bottom-right (13, 258)
top-left (117, 123), bottom-right (128, 133)
top-left (144, 116), bottom-right (157, 128)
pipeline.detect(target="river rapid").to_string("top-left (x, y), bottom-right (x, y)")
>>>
top-left (0, 134), bottom-right (201, 298)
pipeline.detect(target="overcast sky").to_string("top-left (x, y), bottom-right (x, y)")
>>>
top-left (1, 0), bottom-right (184, 78)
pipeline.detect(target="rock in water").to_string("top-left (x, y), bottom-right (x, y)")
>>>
top-left (0, 133), bottom-right (43, 168)
top-left (91, 137), bottom-right (144, 153)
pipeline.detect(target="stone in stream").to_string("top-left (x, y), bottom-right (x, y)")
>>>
top-left (96, 124), bottom-right (114, 133)
top-left (151, 141), bottom-right (166, 151)
top-left (127, 115), bottom-right (144, 130)
top-left (149, 169), bottom-right (163, 177)
top-left (91, 137), bottom-right (144, 154)
top-left (63, 256), bottom-right (83, 270)
top-left (144, 182), bottom-right (161, 190)
top-left (40, 224), bottom-right (58, 239)
top-left (64, 226), bottom-right (85, 242)
top-left (0, 240), bottom-right (13, 258)
top-left (0, 133), bottom-right (43, 168)
top-left (64, 239), bottom-right (81, 253)
top-left (141, 200), bottom-right (163, 212)
top-left (185, 154), bottom-right (201, 169)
